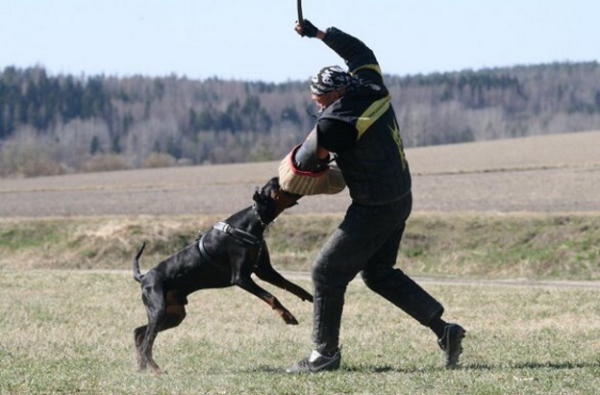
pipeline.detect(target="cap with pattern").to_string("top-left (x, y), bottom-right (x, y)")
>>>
top-left (310, 65), bottom-right (352, 95)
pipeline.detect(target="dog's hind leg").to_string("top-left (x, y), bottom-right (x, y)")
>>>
top-left (162, 291), bottom-right (187, 334)
top-left (133, 324), bottom-right (148, 369)
top-left (134, 285), bottom-right (188, 374)
top-left (135, 273), bottom-right (169, 374)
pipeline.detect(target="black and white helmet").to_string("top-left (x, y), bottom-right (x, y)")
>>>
top-left (310, 65), bottom-right (353, 95)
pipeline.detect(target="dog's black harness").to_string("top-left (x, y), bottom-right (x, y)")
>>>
top-left (211, 221), bottom-right (262, 246)
top-left (196, 199), bottom-right (272, 275)
top-left (196, 220), bottom-right (264, 275)
top-left (197, 235), bottom-right (219, 269)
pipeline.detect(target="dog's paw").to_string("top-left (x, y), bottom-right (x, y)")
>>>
top-left (282, 312), bottom-right (299, 325)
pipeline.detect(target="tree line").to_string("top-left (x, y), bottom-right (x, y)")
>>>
top-left (1, 62), bottom-right (599, 177)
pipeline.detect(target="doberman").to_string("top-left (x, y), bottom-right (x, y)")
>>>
top-left (132, 177), bottom-right (312, 374)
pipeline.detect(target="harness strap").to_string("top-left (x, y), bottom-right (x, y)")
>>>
top-left (197, 228), bottom-right (263, 282)
top-left (212, 221), bottom-right (262, 246)
top-left (197, 235), bottom-right (223, 270)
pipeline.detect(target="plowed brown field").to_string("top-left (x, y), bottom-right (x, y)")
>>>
top-left (1, 131), bottom-right (599, 217)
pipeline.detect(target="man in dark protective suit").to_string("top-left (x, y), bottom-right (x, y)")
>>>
top-left (282, 19), bottom-right (466, 373)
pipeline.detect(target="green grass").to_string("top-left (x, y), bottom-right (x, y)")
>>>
top-left (1, 213), bottom-right (599, 279)
top-left (1, 270), bottom-right (599, 394)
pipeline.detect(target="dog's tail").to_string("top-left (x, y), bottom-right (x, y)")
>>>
top-left (132, 242), bottom-right (146, 283)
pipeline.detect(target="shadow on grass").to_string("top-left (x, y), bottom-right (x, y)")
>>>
top-left (247, 360), bottom-right (599, 374)
top-left (510, 361), bottom-right (598, 370)
top-left (432, 360), bottom-right (598, 372)
top-left (247, 364), bottom-right (441, 374)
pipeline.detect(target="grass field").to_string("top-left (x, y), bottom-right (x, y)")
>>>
top-left (1, 131), bottom-right (599, 394)
top-left (1, 271), bottom-right (599, 395)
top-left (1, 213), bottom-right (599, 281)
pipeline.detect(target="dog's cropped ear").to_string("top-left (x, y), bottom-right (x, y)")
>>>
top-left (253, 187), bottom-right (262, 203)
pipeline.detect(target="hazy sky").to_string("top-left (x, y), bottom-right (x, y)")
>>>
top-left (3, 0), bottom-right (599, 83)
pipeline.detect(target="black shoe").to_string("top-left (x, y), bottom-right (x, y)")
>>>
top-left (286, 350), bottom-right (341, 373)
top-left (438, 323), bottom-right (466, 369)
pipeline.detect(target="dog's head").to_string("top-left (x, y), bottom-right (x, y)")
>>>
top-left (253, 177), bottom-right (302, 223)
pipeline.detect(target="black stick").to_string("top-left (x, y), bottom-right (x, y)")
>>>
top-left (297, 0), bottom-right (303, 23)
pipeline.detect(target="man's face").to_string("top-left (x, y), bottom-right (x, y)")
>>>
top-left (311, 91), bottom-right (340, 110)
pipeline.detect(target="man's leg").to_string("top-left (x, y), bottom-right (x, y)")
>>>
top-left (360, 194), bottom-right (465, 368)
top-left (287, 201), bottom-right (402, 372)
top-left (360, 225), bottom-right (445, 326)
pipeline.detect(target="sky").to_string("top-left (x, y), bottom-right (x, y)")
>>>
top-left (3, 0), bottom-right (600, 83)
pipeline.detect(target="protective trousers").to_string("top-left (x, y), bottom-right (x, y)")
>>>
top-left (311, 193), bottom-right (444, 354)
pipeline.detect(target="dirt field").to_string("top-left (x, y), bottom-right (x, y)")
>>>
top-left (1, 130), bottom-right (599, 217)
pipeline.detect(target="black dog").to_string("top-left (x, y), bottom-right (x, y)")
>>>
top-left (132, 177), bottom-right (312, 374)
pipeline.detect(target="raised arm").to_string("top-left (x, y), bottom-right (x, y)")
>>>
top-left (295, 20), bottom-right (380, 76)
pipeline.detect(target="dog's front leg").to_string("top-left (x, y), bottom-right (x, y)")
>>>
top-left (260, 274), bottom-right (314, 303)
top-left (233, 275), bottom-right (300, 325)
top-left (253, 248), bottom-right (313, 303)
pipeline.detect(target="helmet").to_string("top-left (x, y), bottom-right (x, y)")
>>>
top-left (310, 65), bottom-right (353, 95)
